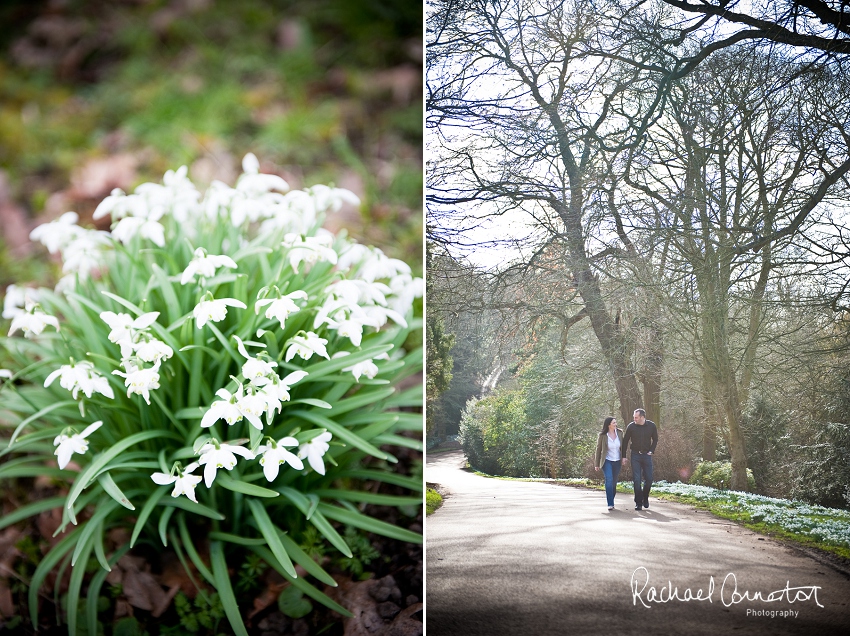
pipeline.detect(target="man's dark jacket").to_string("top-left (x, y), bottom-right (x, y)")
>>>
top-left (622, 420), bottom-right (658, 455)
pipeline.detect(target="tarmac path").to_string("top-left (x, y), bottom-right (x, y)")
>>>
top-left (425, 450), bottom-right (850, 636)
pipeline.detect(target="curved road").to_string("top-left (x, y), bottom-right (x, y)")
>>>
top-left (425, 450), bottom-right (850, 635)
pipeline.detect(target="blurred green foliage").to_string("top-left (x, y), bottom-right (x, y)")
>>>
top-left (0, 0), bottom-right (421, 276)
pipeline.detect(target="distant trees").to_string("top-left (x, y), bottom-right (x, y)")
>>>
top-left (426, 0), bottom-right (850, 498)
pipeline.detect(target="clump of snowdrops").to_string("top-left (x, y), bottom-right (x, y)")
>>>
top-left (0, 154), bottom-right (423, 635)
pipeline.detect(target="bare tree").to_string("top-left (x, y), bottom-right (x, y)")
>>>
top-left (620, 45), bottom-right (850, 488)
top-left (427, 0), bottom-right (659, 424)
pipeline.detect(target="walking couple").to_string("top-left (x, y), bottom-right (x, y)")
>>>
top-left (594, 409), bottom-right (659, 511)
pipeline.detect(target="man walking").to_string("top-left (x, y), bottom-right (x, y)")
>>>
top-left (622, 408), bottom-right (658, 511)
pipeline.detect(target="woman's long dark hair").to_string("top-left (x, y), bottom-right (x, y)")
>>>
top-left (600, 417), bottom-right (615, 435)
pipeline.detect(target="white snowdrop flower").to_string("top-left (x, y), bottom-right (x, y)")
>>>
top-left (133, 336), bottom-right (173, 364)
top-left (45, 361), bottom-right (115, 400)
top-left (0, 369), bottom-right (13, 380)
top-left (327, 317), bottom-right (366, 346)
top-left (307, 184), bottom-right (360, 214)
top-left (326, 279), bottom-right (391, 308)
top-left (242, 357), bottom-right (278, 386)
top-left (285, 332), bottom-right (329, 362)
top-left (113, 361), bottom-right (160, 405)
top-left (180, 248), bottom-right (238, 285)
top-left (298, 431), bottom-right (333, 475)
top-left (361, 304), bottom-right (408, 329)
top-left (242, 153), bottom-right (260, 174)
top-left (53, 421), bottom-right (102, 469)
top-left (111, 209), bottom-right (166, 247)
top-left (260, 370), bottom-right (308, 417)
top-left (236, 389), bottom-right (268, 430)
top-left (3, 284), bottom-right (39, 319)
top-left (358, 248), bottom-right (411, 283)
top-left (202, 180), bottom-right (238, 221)
top-left (333, 352), bottom-right (380, 382)
top-left (151, 462), bottom-right (203, 503)
top-left (92, 189), bottom-right (147, 221)
top-left (100, 311), bottom-right (160, 349)
top-left (312, 297), bottom-right (350, 330)
top-left (236, 153), bottom-right (289, 196)
top-left (193, 296), bottom-right (246, 328)
top-left (281, 233), bottom-right (338, 273)
top-left (232, 335), bottom-right (276, 386)
top-left (336, 243), bottom-right (371, 272)
top-left (254, 290), bottom-right (308, 328)
top-left (29, 212), bottom-right (83, 254)
top-left (61, 230), bottom-right (112, 278)
top-left (388, 274), bottom-right (423, 316)
top-left (197, 440), bottom-right (255, 487)
top-left (201, 387), bottom-right (245, 428)
top-left (257, 436), bottom-right (303, 482)
top-left (9, 302), bottom-right (60, 338)
top-left (54, 274), bottom-right (77, 295)
top-left (229, 197), bottom-right (263, 226)
top-left (132, 166), bottom-right (201, 224)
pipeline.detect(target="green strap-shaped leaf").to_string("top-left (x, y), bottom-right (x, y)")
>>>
top-left (161, 496), bottom-right (226, 520)
top-left (87, 545), bottom-right (131, 636)
top-left (339, 469), bottom-right (423, 491)
top-left (290, 398), bottom-right (332, 409)
top-left (158, 506), bottom-right (175, 546)
top-left (150, 263), bottom-right (182, 325)
top-left (371, 433), bottom-right (423, 451)
top-left (247, 499), bottom-right (297, 578)
top-left (0, 497), bottom-right (65, 532)
top-left (65, 429), bottom-right (177, 524)
top-left (279, 487), bottom-right (351, 557)
top-left (97, 472), bottom-right (136, 510)
top-left (93, 519), bottom-right (110, 571)
top-left (210, 541), bottom-right (249, 636)
top-left (7, 399), bottom-right (77, 447)
top-left (170, 529), bottom-right (213, 605)
top-left (385, 385), bottom-right (422, 409)
top-left (329, 387), bottom-right (396, 416)
top-left (208, 532), bottom-right (267, 546)
top-left (68, 530), bottom-right (95, 636)
top-left (278, 533), bottom-right (337, 587)
top-left (217, 474), bottom-right (280, 498)
top-left (311, 489), bottom-right (423, 507)
top-left (250, 546), bottom-right (352, 617)
top-left (177, 514), bottom-right (214, 585)
top-left (29, 526), bottom-right (82, 626)
top-left (72, 499), bottom-right (120, 566)
top-left (317, 503), bottom-right (422, 544)
top-left (131, 487), bottom-right (168, 548)
top-left (290, 410), bottom-right (388, 461)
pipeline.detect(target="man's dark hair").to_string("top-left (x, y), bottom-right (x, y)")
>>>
top-left (634, 408), bottom-right (646, 418)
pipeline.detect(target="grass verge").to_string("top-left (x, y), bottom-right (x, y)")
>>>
top-left (426, 486), bottom-right (443, 516)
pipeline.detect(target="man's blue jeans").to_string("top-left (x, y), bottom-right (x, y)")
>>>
top-left (602, 459), bottom-right (622, 507)
top-left (631, 452), bottom-right (653, 505)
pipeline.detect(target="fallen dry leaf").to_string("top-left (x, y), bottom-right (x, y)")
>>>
top-left (329, 575), bottom-right (422, 636)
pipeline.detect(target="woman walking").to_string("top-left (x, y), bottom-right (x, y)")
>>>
top-left (594, 416), bottom-right (624, 510)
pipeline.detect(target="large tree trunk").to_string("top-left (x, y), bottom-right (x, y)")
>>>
top-left (641, 324), bottom-right (663, 425)
top-left (555, 185), bottom-right (643, 427)
top-left (701, 384), bottom-right (718, 461)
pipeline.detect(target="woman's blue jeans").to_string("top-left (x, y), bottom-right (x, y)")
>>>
top-left (602, 459), bottom-right (622, 507)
